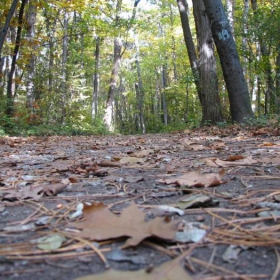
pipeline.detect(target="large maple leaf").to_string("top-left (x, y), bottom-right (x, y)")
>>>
top-left (69, 202), bottom-right (177, 248)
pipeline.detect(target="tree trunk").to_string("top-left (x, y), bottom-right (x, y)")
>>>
top-left (169, 3), bottom-right (178, 82)
top-left (60, 10), bottom-right (69, 124)
top-left (104, 37), bottom-right (122, 131)
top-left (26, 0), bottom-right (37, 114)
top-left (176, 0), bottom-right (202, 105)
top-left (203, 0), bottom-right (253, 122)
top-left (251, 0), bottom-right (275, 114)
top-left (92, 36), bottom-right (100, 119)
top-left (192, 0), bottom-right (223, 124)
top-left (134, 33), bottom-right (145, 134)
top-left (0, 0), bottom-right (19, 59)
top-left (226, 0), bottom-right (235, 36)
top-left (276, 46), bottom-right (280, 113)
top-left (103, 0), bottom-right (141, 132)
top-left (6, 0), bottom-right (27, 117)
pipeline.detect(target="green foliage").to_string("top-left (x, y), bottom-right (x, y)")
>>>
top-left (242, 115), bottom-right (279, 128)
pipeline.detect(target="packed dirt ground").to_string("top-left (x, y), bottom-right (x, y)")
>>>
top-left (1, 125), bottom-right (280, 280)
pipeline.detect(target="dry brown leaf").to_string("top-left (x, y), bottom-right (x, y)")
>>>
top-left (158, 170), bottom-right (226, 188)
top-left (75, 257), bottom-right (192, 280)
top-left (38, 183), bottom-right (67, 196)
top-left (4, 187), bottom-right (43, 201)
top-left (226, 155), bottom-right (244, 161)
top-left (130, 149), bottom-right (153, 157)
top-left (98, 161), bottom-right (121, 167)
top-left (204, 156), bottom-right (257, 167)
top-left (119, 157), bottom-right (145, 164)
top-left (70, 202), bottom-right (177, 248)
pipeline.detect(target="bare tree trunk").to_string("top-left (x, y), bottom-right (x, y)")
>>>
top-left (104, 37), bottom-right (122, 131)
top-left (6, 0), bottom-right (27, 117)
top-left (203, 0), bottom-right (253, 122)
top-left (169, 3), bottom-right (178, 82)
top-left (161, 61), bottom-right (168, 125)
top-left (192, 0), bottom-right (223, 123)
top-left (92, 36), bottom-right (100, 119)
top-left (242, 0), bottom-right (250, 99)
top-left (251, 0), bottom-right (275, 114)
top-left (103, 0), bottom-right (141, 132)
top-left (60, 10), bottom-right (69, 124)
top-left (226, 0), bottom-right (235, 36)
top-left (176, 0), bottom-right (202, 105)
top-left (26, 0), bottom-right (37, 115)
top-left (134, 33), bottom-right (145, 134)
top-left (0, 0), bottom-right (19, 59)
top-left (276, 46), bottom-right (280, 113)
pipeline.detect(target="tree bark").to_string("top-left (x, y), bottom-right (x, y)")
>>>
top-left (276, 46), bottom-right (280, 113)
top-left (92, 36), bottom-right (100, 119)
top-left (226, 0), bottom-right (235, 36)
top-left (0, 0), bottom-right (20, 60)
top-left (192, 0), bottom-right (223, 123)
top-left (60, 10), bottom-right (69, 124)
top-left (26, 0), bottom-right (37, 115)
top-left (176, 0), bottom-right (201, 105)
top-left (103, 0), bottom-right (141, 132)
top-left (104, 37), bottom-right (122, 131)
top-left (6, 0), bottom-right (27, 117)
top-left (134, 33), bottom-right (145, 134)
top-left (203, 0), bottom-right (253, 122)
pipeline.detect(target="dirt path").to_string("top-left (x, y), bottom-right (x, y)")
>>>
top-left (1, 128), bottom-right (280, 280)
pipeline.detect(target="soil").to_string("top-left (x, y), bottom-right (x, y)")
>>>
top-left (1, 127), bottom-right (280, 280)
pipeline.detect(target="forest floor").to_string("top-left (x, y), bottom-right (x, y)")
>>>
top-left (1, 125), bottom-right (280, 280)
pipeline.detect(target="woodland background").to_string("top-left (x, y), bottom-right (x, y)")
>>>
top-left (0, 0), bottom-right (279, 136)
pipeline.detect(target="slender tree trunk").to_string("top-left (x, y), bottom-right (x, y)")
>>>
top-left (60, 10), bottom-right (69, 124)
top-left (176, 0), bottom-right (202, 105)
top-left (251, 0), bottom-right (275, 114)
top-left (161, 61), bottom-right (168, 125)
top-left (0, 0), bottom-right (19, 59)
top-left (26, 0), bottom-right (37, 114)
top-left (276, 47), bottom-right (280, 113)
top-left (104, 37), bottom-right (122, 131)
top-left (134, 33), bottom-right (145, 134)
top-left (103, 0), bottom-right (141, 132)
top-left (6, 0), bottom-right (27, 117)
top-left (242, 0), bottom-right (249, 80)
top-left (203, 0), bottom-right (253, 122)
top-left (226, 0), bottom-right (235, 36)
top-left (92, 36), bottom-right (100, 119)
top-left (45, 13), bottom-right (55, 98)
top-left (192, 0), bottom-right (223, 123)
top-left (169, 3), bottom-right (178, 82)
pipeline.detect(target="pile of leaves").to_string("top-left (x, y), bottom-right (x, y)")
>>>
top-left (1, 126), bottom-right (280, 279)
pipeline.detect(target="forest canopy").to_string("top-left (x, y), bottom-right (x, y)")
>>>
top-left (0, 0), bottom-right (279, 135)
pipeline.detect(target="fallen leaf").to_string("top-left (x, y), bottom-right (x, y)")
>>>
top-left (36, 183), bottom-right (67, 196)
top-left (3, 187), bottom-right (43, 201)
top-left (177, 194), bottom-right (212, 209)
top-left (31, 234), bottom-right (66, 251)
top-left (120, 157), bottom-right (145, 164)
top-left (124, 175), bottom-right (144, 183)
top-left (175, 223), bottom-right (206, 243)
top-left (70, 202), bottom-right (177, 248)
top-left (75, 257), bottom-right (192, 280)
top-left (226, 155), bottom-right (244, 161)
top-left (131, 149), bottom-right (153, 157)
top-left (204, 156), bottom-right (257, 167)
top-left (222, 245), bottom-right (242, 263)
top-left (158, 170), bottom-right (225, 188)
